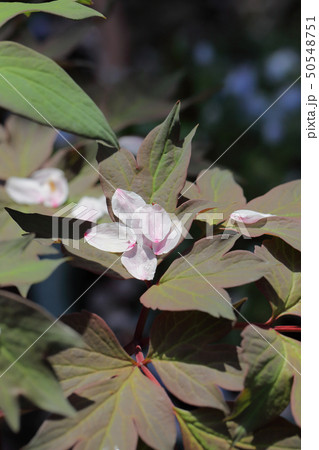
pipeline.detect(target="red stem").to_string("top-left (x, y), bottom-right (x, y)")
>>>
top-left (135, 345), bottom-right (144, 365)
top-left (140, 365), bottom-right (161, 387)
top-left (233, 322), bottom-right (301, 333)
top-left (134, 345), bottom-right (161, 387)
top-left (274, 325), bottom-right (301, 333)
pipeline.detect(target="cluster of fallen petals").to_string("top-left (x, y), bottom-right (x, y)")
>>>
top-left (84, 189), bottom-right (183, 280)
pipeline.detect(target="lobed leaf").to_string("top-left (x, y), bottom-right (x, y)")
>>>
top-left (141, 234), bottom-right (272, 320)
top-left (229, 325), bottom-right (301, 438)
top-left (182, 167), bottom-right (246, 225)
top-left (63, 236), bottom-right (132, 279)
top-left (175, 407), bottom-right (233, 450)
top-left (176, 408), bottom-right (301, 450)
top-left (99, 103), bottom-right (196, 212)
top-left (0, 41), bottom-right (118, 147)
top-left (228, 180), bottom-right (301, 251)
top-left (246, 180), bottom-right (300, 218)
top-left (147, 311), bottom-right (243, 412)
top-left (0, 290), bottom-right (81, 432)
top-left (0, 0), bottom-right (104, 29)
top-left (255, 238), bottom-right (301, 318)
top-left (0, 234), bottom-right (66, 296)
top-left (26, 312), bottom-right (176, 450)
top-left (236, 417), bottom-right (301, 449)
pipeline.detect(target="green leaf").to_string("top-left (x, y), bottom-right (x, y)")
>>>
top-left (25, 312), bottom-right (176, 450)
top-left (236, 417), bottom-right (301, 449)
top-left (229, 326), bottom-right (301, 438)
top-left (182, 168), bottom-right (246, 225)
top-left (0, 290), bottom-right (82, 432)
top-left (63, 236), bottom-right (132, 279)
top-left (246, 180), bottom-right (300, 218)
top-left (0, 234), bottom-right (66, 296)
top-left (175, 408), bottom-right (233, 450)
top-left (255, 238), bottom-right (301, 319)
top-left (0, 41), bottom-right (118, 147)
top-left (141, 234), bottom-right (272, 319)
top-left (98, 147), bottom-right (138, 201)
top-left (99, 103), bottom-right (196, 212)
top-left (227, 180), bottom-right (300, 251)
top-left (137, 102), bottom-right (196, 211)
top-left (0, 115), bottom-right (56, 178)
top-left (176, 408), bottom-right (301, 450)
top-left (147, 311), bottom-right (243, 412)
top-left (0, 0), bottom-right (104, 29)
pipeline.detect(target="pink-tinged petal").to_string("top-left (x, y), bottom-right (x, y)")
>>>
top-left (230, 209), bottom-right (276, 224)
top-left (32, 168), bottom-right (68, 208)
top-left (137, 204), bottom-right (172, 243)
top-left (118, 136), bottom-right (144, 155)
top-left (136, 233), bottom-right (153, 249)
top-left (153, 219), bottom-right (183, 255)
top-left (112, 189), bottom-right (146, 218)
top-left (84, 223), bottom-right (136, 253)
top-left (70, 196), bottom-right (108, 221)
top-left (121, 244), bottom-right (157, 280)
top-left (5, 177), bottom-right (44, 204)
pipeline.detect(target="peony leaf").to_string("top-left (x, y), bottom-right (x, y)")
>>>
top-left (245, 180), bottom-right (300, 218)
top-left (176, 408), bottom-right (301, 450)
top-left (147, 311), bottom-right (243, 412)
top-left (175, 407), bottom-right (233, 450)
top-left (25, 312), bottom-right (176, 450)
top-left (182, 167), bottom-right (246, 225)
top-left (228, 180), bottom-right (301, 251)
top-left (229, 326), bottom-right (301, 438)
top-left (0, 42), bottom-right (118, 147)
top-left (0, 290), bottom-right (82, 432)
top-left (136, 102), bottom-right (196, 211)
top-left (99, 103), bottom-right (196, 212)
top-left (236, 417), bottom-right (301, 449)
top-left (141, 234), bottom-right (272, 319)
top-left (0, 234), bottom-right (66, 296)
top-left (255, 238), bottom-right (301, 319)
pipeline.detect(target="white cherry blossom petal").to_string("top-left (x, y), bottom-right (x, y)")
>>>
top-left (5, 177), bottom-right (44, 204)
top-left (70, 195), bottom-right (108, 221)
top-left (118, 136), bottom-right (144, 155)
top-left (84, 223), bottom-right (136, 253)
top-left (136, 204), bottom-right (172, 243)
top-left (32, 168), bottom-right (68, 208)
top-left (152, 218), bottom-right (183, 255)
top-left (230, 209), bottom-right (276, 224)
top-left (121, 244), bottom-right (157, 280)
top-left (112, 189), bottom-right (146, 218)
